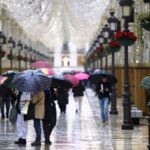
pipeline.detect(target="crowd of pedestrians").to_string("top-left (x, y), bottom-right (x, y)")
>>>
top-left (0, 68), bottom-right (113, 146)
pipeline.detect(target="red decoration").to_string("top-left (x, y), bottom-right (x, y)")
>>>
top-left (109, 40), bottom-right (120, 48)
top-left (0, 50), bottom-right (6, 57)
top-left (17, 55), bottom-right (24, 61)
top-left (115, 31), bottom-right (137, 46)
top-left (96, 45), bottom-right (104, 53)
top-left (115, 31), bottom-right (137, 42)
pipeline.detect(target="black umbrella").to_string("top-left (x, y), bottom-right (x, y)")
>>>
top-left (89, 70), bottom-right (117, 85)
top-left (50, 75), bottom-right (73, 88)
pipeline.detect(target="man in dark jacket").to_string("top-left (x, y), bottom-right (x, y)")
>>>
top-left (72, 81), bottom-right (85, 113)
top-left (96, 76), bottom-right (111, 124)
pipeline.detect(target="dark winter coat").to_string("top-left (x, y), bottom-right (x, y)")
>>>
top-left (72, 82), bottom-right (85, 97)
top-left (0, 85), bottom-right (15, 101)
top-left (43, 89), bottom-right (57, 123)
top-left (57, 87), bottom-right (69, 105)
top-left (96, 81), bottom-right (111, 99)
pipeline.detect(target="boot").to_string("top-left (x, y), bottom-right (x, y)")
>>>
top-left (31, 138), bottom-right (41, 146)
top-left (15, 138), bottom-right (26, 144)
top-left (45, 139), bottom-right (52, 145)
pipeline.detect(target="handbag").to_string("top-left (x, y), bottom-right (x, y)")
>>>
top-left (21, 101), bottom-right (30, 115)
top-left (9, 106), bottom-right (17, 123)
top-left (24, 102), bottom-right (35, 121)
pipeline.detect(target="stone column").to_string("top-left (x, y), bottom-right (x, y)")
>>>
top-left (69, 42), bottom-right (77, 67)
top-left (54, 45), bottom-right (62, 67)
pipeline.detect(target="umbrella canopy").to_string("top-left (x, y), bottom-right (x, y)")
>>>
top-left (31, 61), bottom-right (53, 68)
top-left (0, 76), bottom-right (8, 84)
top-left (50, 75), bottom-right (73, 89)
top-left (74, 72), bottom-right (89, 80)
top-left (12, 70), bottom-right (51, 93)
top-left (36, 68), bottom-right (55, 75)
top-left (141, 76), bottom-right (150, 89)
top-left (64, 74), bottom-right (80, 87)
top-left (2, 70), bottom-right (18, 88)
top-left (89, 71), bottom-right (117, 85)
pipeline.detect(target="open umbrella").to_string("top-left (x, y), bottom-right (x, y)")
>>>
top-left (31, 61), bottom-right (52, 68)
top-left (50, 75), bottom-right (73, 88)
top-left (0, 76), bottom-right (8, 84)
top-left (64, 74), bottom-right (79, 87)
top-left (74, 72), bottom-right (89, 80)
top-left (2, 70), bottom-right (18, 88)
top-left (141, 76), bottom-right (150, 89)
top-left (89, 70), bottom-right (117, 85)
top-left (12, 70), bottom-right (51, 93)
top-left (36, 68), bottom-right (55, 75)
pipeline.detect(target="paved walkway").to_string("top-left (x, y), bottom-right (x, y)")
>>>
top-left (0, 88), bottom-right (148, 150)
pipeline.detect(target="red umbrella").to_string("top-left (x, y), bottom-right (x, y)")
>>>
top-left (64, 74), bottom-right (79, 87)
top-left (74, 72), bottom-right (89, 80)
top-left (31, 61), bottom-right (53, 68)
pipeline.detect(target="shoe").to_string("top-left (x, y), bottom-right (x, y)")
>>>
top-left (15, 138), bottom-right (26, 144)
top-left (76, 109), bottom-right (78, 113)
top-left (45, 140), bottom-right (52, 145)
top-left (31, 140), bottom-right (41, 146)
top-left (104, 121), bottom-right (109, 126)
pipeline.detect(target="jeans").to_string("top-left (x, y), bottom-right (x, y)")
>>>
top-left (33, 119), bottom-right (41, 140)
top-left (99, 97), bottom-right (109, 123)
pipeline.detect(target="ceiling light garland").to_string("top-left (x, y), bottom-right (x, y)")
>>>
top-left (0, 0), bottom-right (109, 50)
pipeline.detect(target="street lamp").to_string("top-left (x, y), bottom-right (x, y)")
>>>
top-left (29, 47), bottom-right (33, 65)
top-left (24, 44), bottom-right (28, 69)
top-left (0, 32), bottom-right (6, 74)
top-left (108, 11), bottom-right (118, 115)
top-left (102, 25), bottom-right (110, 71)
top-left (17, 40), bottom-right (23, 71)
top-left (8, 37), bottom-right (15, 70)
top-left (98, 32), bottom-right (104, 70)
top-left (119, 0), bottom-right (134, 130)
top-left (119, 0), bottom-right (133, 19)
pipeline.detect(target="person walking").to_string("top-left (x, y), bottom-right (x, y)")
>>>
top-left (15, 91), bottom-right (31, 145)
top-left (57, 87), bottom-right (69, 113)
top-left (95, 76), bottom-right (111, 125)
top-left (0, 84), bottom-right (14, 119)
top-left (42, 88), bottom-right (57, 145)
top-left (72, 81), bottom-right (85, 113)
top-left (30, 91), bottom-right (45, 146)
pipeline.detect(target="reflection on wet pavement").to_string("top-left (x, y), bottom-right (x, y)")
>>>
top-left (0, 88), bottom-right (148, 150)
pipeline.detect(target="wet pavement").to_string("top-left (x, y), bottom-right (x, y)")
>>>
top-left (0, 88), bottom-right (148, 150)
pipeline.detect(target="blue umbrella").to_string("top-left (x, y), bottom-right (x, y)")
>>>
top-left (89, 70), bottom-right (117, 85)
top-left (12, 70), bottom-right (51, 93)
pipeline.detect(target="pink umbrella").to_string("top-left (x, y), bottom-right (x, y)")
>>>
top-left (0, 75), bottom-right (8, 84)
top-left (74, 72), bottom-right (89, 80)
top-left (31, 61), bottom-right (53, 68)
top-left (64, 74), bottom-right (79, 87)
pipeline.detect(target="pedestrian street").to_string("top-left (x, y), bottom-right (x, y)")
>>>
top-left (0, 88), bottom-right (148, 150)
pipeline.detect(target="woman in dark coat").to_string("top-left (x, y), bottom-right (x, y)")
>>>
top-left (42, 88), bottom-right (57, 145)
top-left (57, 87), bottom-right (69, 113)
top-left (72, 81), bottom-right (85, 113)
